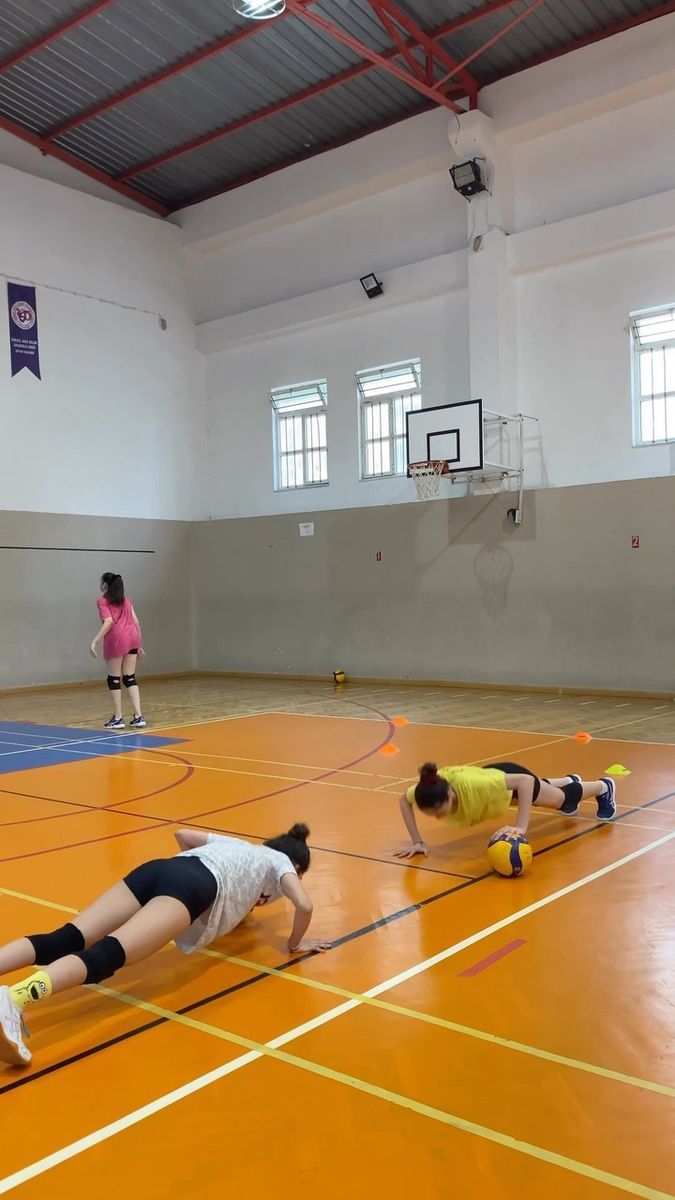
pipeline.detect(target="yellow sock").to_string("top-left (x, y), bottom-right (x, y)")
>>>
top-left (10, 971), bottom-right (52, 1010)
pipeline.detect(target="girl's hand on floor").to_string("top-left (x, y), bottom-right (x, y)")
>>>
top-left (288, 938), bottom-right (332, 953)
top-left (394, 842), bottom-right (428, 859)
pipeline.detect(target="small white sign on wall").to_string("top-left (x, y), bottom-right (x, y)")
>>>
top-left (299, 522), bottom-right (314, 537)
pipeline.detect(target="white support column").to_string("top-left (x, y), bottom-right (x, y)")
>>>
top-left (449, 110), bottom-right (518, 415)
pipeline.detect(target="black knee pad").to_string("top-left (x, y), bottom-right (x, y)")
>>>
top-left (122, 674), bottom-right (137, 689)
top-left (107, 674), bottom-right (122, 691)
top-left (76, 936), bottom-right (127, 985)
top-left (560, 780), bottom-right (583, 813)
top-left (27, 922), bottom-right (85, 965)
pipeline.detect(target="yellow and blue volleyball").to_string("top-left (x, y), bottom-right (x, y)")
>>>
top-left (332, 669), bottom-right (346, 685)
top-left (486, 832), bottom-right (532, 877)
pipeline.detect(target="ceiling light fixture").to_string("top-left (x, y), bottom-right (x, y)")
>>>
top-left (234, 0), bottom-right (286, 19)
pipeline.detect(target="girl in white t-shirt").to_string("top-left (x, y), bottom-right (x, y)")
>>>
top-left (0, 823), bottom-right (329, 1068)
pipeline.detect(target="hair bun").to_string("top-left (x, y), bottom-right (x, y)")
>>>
top-left (419, 761), bottom-right (438, 778)
top-left (288, 822), bottom-right (309, 842)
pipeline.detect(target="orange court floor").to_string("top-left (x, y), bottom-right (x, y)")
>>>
top-left (0, 675), bottom-right (674, 1200)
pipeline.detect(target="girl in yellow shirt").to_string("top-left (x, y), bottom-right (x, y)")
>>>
top-left (395, 760), bottom-right (616, 858)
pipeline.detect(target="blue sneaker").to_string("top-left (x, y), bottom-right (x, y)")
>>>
top-left (597, 777), bottom-right (617, 821)
top-left (104, 715), bottom-right (125, 730)
top-left (560, 774), bottom-right (583, 815)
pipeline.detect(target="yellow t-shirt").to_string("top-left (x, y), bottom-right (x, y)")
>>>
top-left (406, 765), bottom-right (511, 827)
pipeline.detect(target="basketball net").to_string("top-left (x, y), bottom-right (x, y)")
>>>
top-left (473, 543), bottom-right (513, 617)
top-left (409, 460), bottom-right (446, 501)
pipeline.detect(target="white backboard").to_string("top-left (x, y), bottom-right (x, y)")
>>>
top-left (406, 399), bottom-right (484, 474)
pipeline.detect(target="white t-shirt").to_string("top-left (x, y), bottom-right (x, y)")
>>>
top-left (174, 834), bottom-right (296, 954)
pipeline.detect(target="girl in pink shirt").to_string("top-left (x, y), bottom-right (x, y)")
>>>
top-left (90, 572), bottom-right (145, 730)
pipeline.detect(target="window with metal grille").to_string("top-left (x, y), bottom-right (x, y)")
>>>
top-left (271, 380), bottom-right (328, 490)
top-left (357, 359), bottom-right (422, 478)
top-left (631, 306), bottom-right (675, 445)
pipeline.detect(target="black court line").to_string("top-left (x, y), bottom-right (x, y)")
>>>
top-left (3, 783), bottom-right (673, 1098)
top-left (0, 546), bottom-right (154, 554)
top-left (183, 821), bottom-right (476, 880)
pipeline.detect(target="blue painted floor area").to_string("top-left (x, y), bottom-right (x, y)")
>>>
top-left (0, 721), bottom-right (185, 775)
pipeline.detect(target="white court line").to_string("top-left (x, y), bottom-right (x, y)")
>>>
top-left (268, 709), bottom-right (675, 749)
top-left (0, 730), bottom-right (171, 761)
top-left (148, 746), bottom-right (394, 779)
top-left (265, 710), bottom-right (572, 740)
top-left (151, 708), bottom-right (280, 734)
top-left (2, 825), bottom-right (674, 1196)
top-left (0, 728), bottom-right (83, 742)
top-left (0, 735), bottom-right (126, 760)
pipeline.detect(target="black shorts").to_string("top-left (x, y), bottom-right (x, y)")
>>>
top-left (483, 761), bottom-right (542, 803)
top-left (123, 857), bottom-right (217, 923)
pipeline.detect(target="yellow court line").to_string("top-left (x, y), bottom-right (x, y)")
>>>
top-left (117, 698), bottom-right (675, 750)
top-left (148, 746), bottom-right (395, 779)
top-left (385, 732), bottom-right (595, 794)
top-left (44, 982), bottom-right (672, 1200)
top-left (3, 830), bottom-right (675, 1198)
top-left (1, 731), bottom-right (581, 806)
top-left (0, 886), bottom-right (75, 915)
top-left (151, 709), bottom-right (279, 734)
top-left (2, 882), bottom-right (672, 1103)
top-left (5, 744), bottom-right (393, 797)
top-left (589, 711), bottom-right (675, 738)
top-left (201, 949), bottom-right (675, 1101)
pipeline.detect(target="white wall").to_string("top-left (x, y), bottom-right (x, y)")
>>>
top-left (188, 170), bottom-right (466, 324)
top-left (517, 235), bottom-right (675, 490)
top-left (513, 90), bottom-right (675, 232)
top-left (206, 282), bottom-right (469, 518)
top-left (174, 13), bottom-right (675, 520)
top-left (0, 163), bottom-right (206, 521)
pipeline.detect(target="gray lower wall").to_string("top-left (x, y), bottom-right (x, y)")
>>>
top-left (3, 476), bottom-right (673, 693)
top-left (191, 477), bottom-right (675, 692)
top-left (0, 511), bottom-right (192, 689)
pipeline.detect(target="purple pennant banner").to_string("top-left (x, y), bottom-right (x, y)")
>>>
top-left (7, 282), bottom-right (41, 379)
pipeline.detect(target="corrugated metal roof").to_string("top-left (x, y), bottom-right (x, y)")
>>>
top-left (0, 0), bottom-right (671, 212)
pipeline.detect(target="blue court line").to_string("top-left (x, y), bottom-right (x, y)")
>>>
top-left (0, 721), bottom-right (185, 776)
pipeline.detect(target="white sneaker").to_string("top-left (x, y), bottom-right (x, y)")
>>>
top-left (0, 986), bottom-right (31, 1067)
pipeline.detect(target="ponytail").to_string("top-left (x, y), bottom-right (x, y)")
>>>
top-left (414, 762), bottom-right (449, 812)
top-left (264, 822), bottom-right (311, 873)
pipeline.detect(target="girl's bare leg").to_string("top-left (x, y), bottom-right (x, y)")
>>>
top-left (0, 881), bottom-right (140, 977)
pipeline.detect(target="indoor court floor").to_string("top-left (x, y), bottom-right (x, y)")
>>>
top-left (0, 676), bottom-right (674, 1199)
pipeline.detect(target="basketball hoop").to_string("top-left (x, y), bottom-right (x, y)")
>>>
top-left (409, 460), bottom-right (447, 501)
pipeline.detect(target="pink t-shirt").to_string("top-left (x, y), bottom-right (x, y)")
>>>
top-left (96, 596), bottom-right (142, 660)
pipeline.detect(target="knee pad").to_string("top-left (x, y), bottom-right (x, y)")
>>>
top-left (122, 674), bottom-right (137, 689)
top-left (107, 674), bottom-right (121, 691)
top-left (76, 936), bottom-right (127, 985)
top-left (27, 922), bottom-right (85, 965)
top-left (560, 780), bottom-right (583, 813)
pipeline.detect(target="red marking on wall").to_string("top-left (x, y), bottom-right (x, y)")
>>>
top-left (631, 535), bottom-right (640, 549)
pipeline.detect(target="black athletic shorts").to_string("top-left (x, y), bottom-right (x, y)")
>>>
top-left (483, 761), bottom-right (542, 803)
top-left (123, 857), bottom-right (217, 923)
